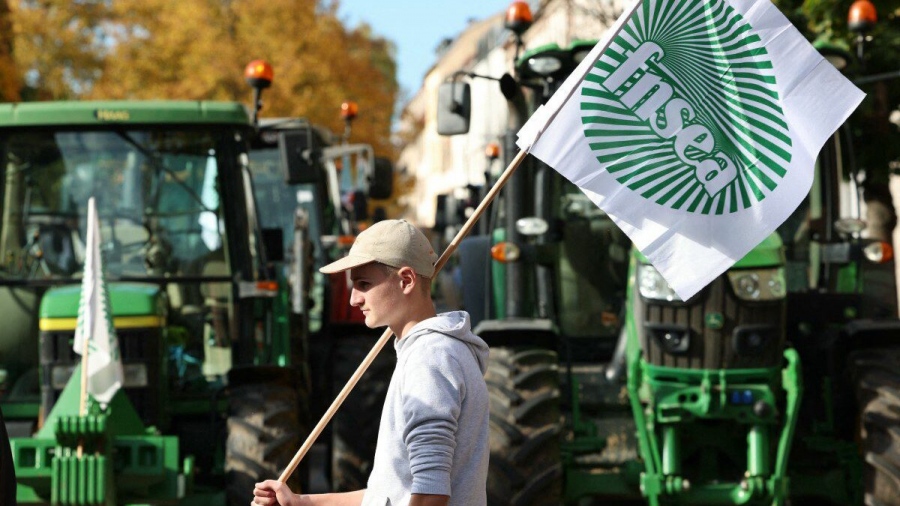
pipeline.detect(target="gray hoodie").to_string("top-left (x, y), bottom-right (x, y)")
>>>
top-left (361, 311), bottom-right (490, 506)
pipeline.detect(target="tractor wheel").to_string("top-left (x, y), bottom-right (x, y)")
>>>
top-left (226, 381), bottom-right (306, 506)
top-left (853, 349), bottom-right (900, 506)
top-left (485, 347), bottom-right (563, 506)
top-left (331, 336), bottom-right (396, 491)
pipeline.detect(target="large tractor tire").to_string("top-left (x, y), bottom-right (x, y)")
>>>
top-left (486, 347), bottom-right (563, 506)
top-left (331, 336), bottom-right (396, 491)
top-left (853, 349), bottom-right (900, 506)
top-left (226, 380), bottom-right (307, 506)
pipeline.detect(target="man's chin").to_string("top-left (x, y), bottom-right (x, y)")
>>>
top-left (363, 316), bottom-right (389, 330)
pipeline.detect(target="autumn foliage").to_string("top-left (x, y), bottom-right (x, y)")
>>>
top-left (6, 0), bottom-right (398, 157)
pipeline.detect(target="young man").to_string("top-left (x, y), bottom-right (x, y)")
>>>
top-left (253, 219), bottom-right (490, 506)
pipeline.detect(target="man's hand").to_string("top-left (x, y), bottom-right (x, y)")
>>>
top-left (252, 480), bottom-right (301, 506)
top-left (252, 483), bottom-right (365, 506)
top-left (409, 494), bottom-right (450, 506)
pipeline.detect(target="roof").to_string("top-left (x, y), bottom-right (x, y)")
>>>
top-left (0, 100), bottom-right (251, 127)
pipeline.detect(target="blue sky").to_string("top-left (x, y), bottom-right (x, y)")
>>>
top-left (337, 1), bottom-right (514, 95)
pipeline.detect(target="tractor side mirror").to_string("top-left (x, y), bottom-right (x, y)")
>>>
top-left (368, 157), bottom-right (394, 200)
top-left (279, 129), bottom-right (322, 184)
top-left (437, 81), bottom-right (471, 136)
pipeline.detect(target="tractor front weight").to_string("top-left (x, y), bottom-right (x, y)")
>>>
top-left (629, 349), bottom-right (803, 505)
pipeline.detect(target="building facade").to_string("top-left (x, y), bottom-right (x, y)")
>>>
top-left (395, 0), bottom-right (625, 227)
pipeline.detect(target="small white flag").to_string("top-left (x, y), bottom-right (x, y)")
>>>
top-left (517, 0), bottom-right (865, 300)
top-left (72, 197), bottom-right (123, 407)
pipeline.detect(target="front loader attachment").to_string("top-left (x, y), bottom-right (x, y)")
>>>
top-left (12, 364), bottom-right (192, 505)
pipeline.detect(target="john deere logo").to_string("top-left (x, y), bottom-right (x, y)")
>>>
top-left (581, 0), bottom-right (792, 215)
top-left (705, 312), bottom-right (724, 330)
top-left (95, 109), bottom-right (130, 121)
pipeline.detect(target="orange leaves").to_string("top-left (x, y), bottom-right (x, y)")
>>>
top-left (8, 0), bottom-right (398, 158)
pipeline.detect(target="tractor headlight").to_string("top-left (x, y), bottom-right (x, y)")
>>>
top-left (637, 264), bottom-right (681, 302)
top-left (527, 55), bottom-right (563, 76)
top-left (727, 268), bottom-right (786, 301)
top-left (516, 217), bottom-right (549, 236)
top-left (863, 241), bottom-right (893, 264)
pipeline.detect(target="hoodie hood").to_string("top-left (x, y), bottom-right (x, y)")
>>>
top-left (397, 311), bottom-right (489, 374)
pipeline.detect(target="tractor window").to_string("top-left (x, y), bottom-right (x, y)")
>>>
top-left (0, 128), bottom-right (231, 281)
top-left (556, 182), bottom-right (630, 339)
top-left (248, 147), bottom-right (322, 250)
top-left (778, 192), bottom-right (813, 291)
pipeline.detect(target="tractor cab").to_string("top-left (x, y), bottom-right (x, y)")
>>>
top-left (0, 100), bottom-right (303, 505)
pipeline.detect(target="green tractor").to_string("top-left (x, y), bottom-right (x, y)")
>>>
top-left (244, 99), bottom-right (395, 493)
top-left (0, 99), bottom-right (309, 505)
top-left (437, 3), bottom-right (899, 505)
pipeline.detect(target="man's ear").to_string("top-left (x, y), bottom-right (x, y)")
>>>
top-left (397, 266), bottom-right (417, 294)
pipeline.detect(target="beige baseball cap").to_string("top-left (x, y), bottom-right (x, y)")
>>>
top-left (319, 219), bottom-right (438, 277)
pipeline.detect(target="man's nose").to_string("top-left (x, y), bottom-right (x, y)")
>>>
top-left (349, 288), bottom-right (363, 307)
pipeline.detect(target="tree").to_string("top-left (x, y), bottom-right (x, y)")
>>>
top-left (9, 0), bottom-right (399, 158)
top-left (88, 0), bottom-right (244, 102)
top-left (226, 0), bottom-right (398, 156)
top-left (0, 0), bottom-right (19, 101)
top-left (11, 0), bottom-right (109, 100)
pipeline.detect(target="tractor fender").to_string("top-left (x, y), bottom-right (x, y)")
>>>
top-left (826, 319), bottom-right (900, 386)
top-left (831, 319), bottom-right (900, 438)
top-left (473, 318), bottom-right (558, 349)
top-left (839, 319), bottom-right (900, 351)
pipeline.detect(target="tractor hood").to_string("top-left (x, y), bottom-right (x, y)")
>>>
top-left (634, 232), bottom-right (784, 269)
top-left (733, 233), bottom-right (784, 268)
top-left (39, 282), bottom-right (164, 320)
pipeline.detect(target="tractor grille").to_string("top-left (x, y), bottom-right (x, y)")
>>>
top-left (635, 275), bottom-right (785, 369)
top-left (40, 326), bottom-right (164, 425)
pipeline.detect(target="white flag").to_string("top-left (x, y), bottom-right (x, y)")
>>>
top-left (72, 197), bottom-right (123, 407)
top-left (517, 0), bottom-right (864, 300)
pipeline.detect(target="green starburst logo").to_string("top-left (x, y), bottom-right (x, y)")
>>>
top-left (581, 0), bottom-right (792, 215)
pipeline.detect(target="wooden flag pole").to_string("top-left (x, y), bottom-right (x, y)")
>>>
top-left (77, 197), bottom-right (97, 459)
top-left (78, 324), bottom-right (90, 417)
top-left (277, 148), bottom-right (529, 483)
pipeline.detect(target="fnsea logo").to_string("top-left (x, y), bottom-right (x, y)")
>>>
top-left (581, 0), bottom-right (792, 215)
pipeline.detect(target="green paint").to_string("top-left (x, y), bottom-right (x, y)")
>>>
top-left (633, 231), bottom-right (783, 268)
top-left (0, 101), bottom-right (249, 127)
top-left (36, 364), bottom-right (145, 439)
top-left (40, 283), bottom-right (161, 319)
top-left (626, 356), bottom-right (801, 505)
top-left (733, 232), bottom-right (784, 268)
top-left (0, 402), bottom-right (39, 418)
top-left (491, 227), bottom-right (506, 320)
